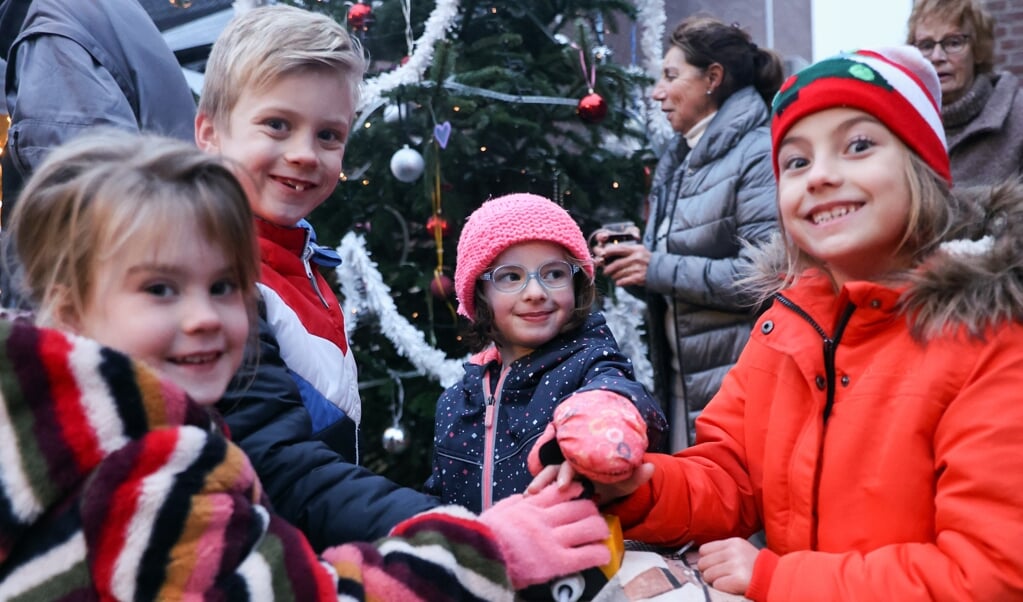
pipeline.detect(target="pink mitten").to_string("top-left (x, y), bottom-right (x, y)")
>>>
top-left (527, 390), bottom-right (647, 483)
top-left (478, 481), bottom-right (611, 589)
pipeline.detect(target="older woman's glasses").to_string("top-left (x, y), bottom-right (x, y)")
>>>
top-left (914, 34), bottom-right (970, 57)
top-left (480, 260), bottom-right (580, 293)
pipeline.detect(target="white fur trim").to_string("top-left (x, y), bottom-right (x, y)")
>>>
top-left (939, 235), bottom-right (994, 258)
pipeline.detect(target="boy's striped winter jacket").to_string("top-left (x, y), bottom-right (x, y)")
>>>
top-left (0, 318), bottom-right (513, 601)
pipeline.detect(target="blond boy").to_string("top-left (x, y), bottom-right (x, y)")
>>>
top-left (195, 5), bottom-right (426, 547)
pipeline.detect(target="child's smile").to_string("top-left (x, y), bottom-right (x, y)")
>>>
top-left (196, 70), bottom-right (355, 227)
top-left (808, 202), bottom-right (864, 225)
top-left (777, 107), bottom-right (914, 286)
top-left (76, 231), bottom-right (250, 407)
top-left (483, 241), bottom-right (577, 365)
top-left (272, 174), bottom-right (316, 192)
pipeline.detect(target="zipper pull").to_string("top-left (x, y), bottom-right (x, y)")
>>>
top-left (484, 396), bottom-right (495, 428)
top-left (301, 236), bottom-right (331, 309)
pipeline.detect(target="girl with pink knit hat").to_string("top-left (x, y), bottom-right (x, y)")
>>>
top-left (424, 193), bottom-right (667, 513)
top-left (531, 46), bottom-right (1023, 600)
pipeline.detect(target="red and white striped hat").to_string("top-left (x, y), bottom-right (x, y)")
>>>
top-left (771, 46), bottom-right (950, 184)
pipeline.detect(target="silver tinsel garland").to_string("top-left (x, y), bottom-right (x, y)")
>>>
top-left (335, 233), bottom-right (653, 390)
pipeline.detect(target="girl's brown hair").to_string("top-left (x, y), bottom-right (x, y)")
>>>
top-left (8, 129), bottom-right (260, 328)
top-left (670, 15), bottom-right (785, 107)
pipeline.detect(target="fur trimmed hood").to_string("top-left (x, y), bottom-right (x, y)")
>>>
top-left (902, 181), bottom-right (1023, 338)
top-left (747, 181), bottom-right (1023, 340)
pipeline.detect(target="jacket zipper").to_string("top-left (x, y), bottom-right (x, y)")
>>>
top-left (301, 231), bottom-right (330, 308)
top-left (481, 365), bottom-right (509, 511)
top-left (774, 294), bottom-right (855, 549)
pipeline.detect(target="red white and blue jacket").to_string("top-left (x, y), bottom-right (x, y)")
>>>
top-left (255, 218), bottom-right (360, 460)
top-left (217, 220), bottom-right (441, 550)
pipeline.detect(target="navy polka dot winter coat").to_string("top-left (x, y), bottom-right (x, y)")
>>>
top-left (424, 312), bottom-right (667, 512)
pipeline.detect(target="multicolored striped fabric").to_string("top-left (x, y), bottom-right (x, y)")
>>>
top-left (0, 319), bottom-right (513, 601)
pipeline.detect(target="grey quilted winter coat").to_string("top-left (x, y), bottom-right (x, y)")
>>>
top-left (642, 85), bottom-right (779, 449)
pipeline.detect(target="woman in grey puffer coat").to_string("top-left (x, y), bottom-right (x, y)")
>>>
top-left (594, 16), bottom-right (783, 450)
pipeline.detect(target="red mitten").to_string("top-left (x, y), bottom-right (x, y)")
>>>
top-left (527, 390), bottom-right (647, 483)
top-left (478, 481), bottom-right (611, 589)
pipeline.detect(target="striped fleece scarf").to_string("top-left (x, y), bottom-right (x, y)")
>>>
top-left (0, 319), bottom-right (513, 601)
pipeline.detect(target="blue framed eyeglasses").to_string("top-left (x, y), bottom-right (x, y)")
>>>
top-left (480, 260), bottom-right (580, 293)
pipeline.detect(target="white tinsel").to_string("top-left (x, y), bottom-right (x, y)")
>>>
top-left (336, 233), bottom-right (467, 388)
top-left (358, 0), bottom-right (460, 112)
top-left (335, 233), bottom-right (655, 391)
top-left (354, 0), bottom-right (674, 155)
top-left (601, 289), bottom-right (654, 390)
top-left (636, 0), bottom-right (666, 78)
top-left (635, 0), bottom-right (674, 153)
top-left (337, 2), bottom-right (667, 387)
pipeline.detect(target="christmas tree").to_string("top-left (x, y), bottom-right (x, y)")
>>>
top-left (284, 0), bottom-right (665, 487)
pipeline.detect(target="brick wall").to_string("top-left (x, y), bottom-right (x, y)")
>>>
top-left (987, 0), bottom-right (1023, 77)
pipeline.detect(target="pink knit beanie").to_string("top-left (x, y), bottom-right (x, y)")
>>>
top-left (455, 193), bottom-right (594, 321)
top-left (771, 46), bottom-right (950, 184)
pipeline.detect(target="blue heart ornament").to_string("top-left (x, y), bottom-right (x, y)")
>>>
top-left (433, 121), bottom-right (452, 149)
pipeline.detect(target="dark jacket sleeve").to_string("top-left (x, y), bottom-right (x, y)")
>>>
top-left (218, 302), bottom-right (440, 551)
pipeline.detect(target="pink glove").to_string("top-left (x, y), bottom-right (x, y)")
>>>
top-left (528, 390), bottom-right (647, 483)
top-left (478, 481), bottom-right (611, 589)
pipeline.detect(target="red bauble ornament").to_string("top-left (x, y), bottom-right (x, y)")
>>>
top-left (577, 91), bottom-right (608, 124)
top-left (430, 273), bottom-right (454, 299)
top-left (347, 3), bottom-right (373, 31)
top-left (426, 215), bottom-right (451, 238)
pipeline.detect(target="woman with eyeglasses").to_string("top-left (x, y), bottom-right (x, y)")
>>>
top-left (591, 16), bottom-right (784, 451)
top-left (907, 0), bottom-right (1023, 186)
top-left (424, 193), bottom-right (667, 514)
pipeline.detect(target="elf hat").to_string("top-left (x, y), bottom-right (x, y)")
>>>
top-left (455, 193), bottom-right (594, 321)
top-left (771, 46), bottom-right (950, 184)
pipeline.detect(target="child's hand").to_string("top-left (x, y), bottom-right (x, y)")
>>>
top-left (526, 462), bottom-right (578, 494)
top-left (591, 461), bottom-right (654, 504)
top-left (525, 461), bottom-right (655, 505)
top-left (527, 390), bottom-right (648, 484)
top-left (696, 537), bottom-right (760, 595)
top-left (479, 481), bottom-right (611, 589)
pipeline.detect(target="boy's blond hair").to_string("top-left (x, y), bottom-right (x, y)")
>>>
top-left (198, 5), bottom-right (367, 126)
top-left (9, 129), bottom-right (260, 328)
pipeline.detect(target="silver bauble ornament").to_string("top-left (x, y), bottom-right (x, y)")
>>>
top-left (382, 424), bottom-right (410, 454)
top-left (389, 144), bottom-right (425, 183)
top-left (383, 103), bottom-right (402, 123)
